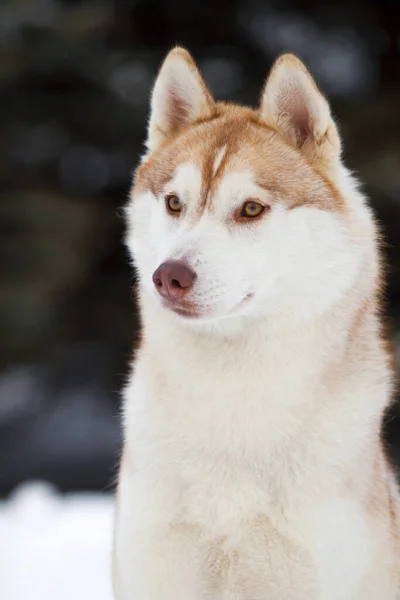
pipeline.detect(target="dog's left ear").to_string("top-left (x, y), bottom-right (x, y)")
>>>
top-left (260, 54), bottom-right (341, 170)
top-left (146, 47), bottom-right (215, 153)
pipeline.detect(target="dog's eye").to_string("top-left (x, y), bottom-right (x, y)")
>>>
top-left (165, 194), bottom-right (182, 215)
top-left (241, 201), bottom-right (265, 218)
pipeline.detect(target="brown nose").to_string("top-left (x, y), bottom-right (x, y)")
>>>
top-left (152, 261), bottom-right (196, 300)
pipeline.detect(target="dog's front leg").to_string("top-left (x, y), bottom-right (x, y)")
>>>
top-left (113, 464), bottom-right (202, 600)
top-left (113, 519), bottom-right (202, 600)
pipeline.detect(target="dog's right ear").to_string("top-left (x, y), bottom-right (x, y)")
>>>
top-left (146, 47), bottom-right (215, 153)
top-left (259, 54), bottom-right (341, 173)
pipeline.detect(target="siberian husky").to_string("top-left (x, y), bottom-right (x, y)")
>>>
top-left (113, 48), bottom-right (400, 599)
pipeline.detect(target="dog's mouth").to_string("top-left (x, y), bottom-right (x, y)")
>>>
top-left (161, 293), bottom-right (254, 320)
top-left (171, 305), bottom-right (200, 319)
top-left (161, 299), bottom-right (201, 319)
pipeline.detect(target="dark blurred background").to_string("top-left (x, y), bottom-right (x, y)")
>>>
top-left (0, 0), bottom-right (399, 497)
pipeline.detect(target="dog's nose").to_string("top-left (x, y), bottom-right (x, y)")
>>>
top-left (152, 261), bottom-right (196, 300)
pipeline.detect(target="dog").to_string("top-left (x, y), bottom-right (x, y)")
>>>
top-left (112, 48), bottom-right (400, 599)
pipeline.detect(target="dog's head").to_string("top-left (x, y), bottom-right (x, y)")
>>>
top-left (126, 48), bottom-right (371, 328)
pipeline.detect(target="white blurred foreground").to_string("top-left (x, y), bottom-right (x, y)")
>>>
top-left (0, 482), bottom-right (114, 600)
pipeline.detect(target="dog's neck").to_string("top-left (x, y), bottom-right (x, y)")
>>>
top-left (133, 287), bottom-right (386, 504)
top-left (139, 287), bottom-right (371, 385)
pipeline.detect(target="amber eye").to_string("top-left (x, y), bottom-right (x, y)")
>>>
top-left (165, 194), bottom-right (182, 215)
top-left (241, 200), bottom-right (265, 218)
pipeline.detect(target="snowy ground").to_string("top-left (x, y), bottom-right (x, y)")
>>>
top-left (0, 482), bottom-right (114, 600)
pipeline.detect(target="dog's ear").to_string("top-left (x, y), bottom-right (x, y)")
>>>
top-left (259, 54), bottom-right (341, 170)
top-left (147, 47), bottom-right (215, 153)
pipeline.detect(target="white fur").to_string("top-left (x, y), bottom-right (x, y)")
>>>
top-left (113, 52), bottom-right (400, 600)
top-left (212, 145), bottom-right (227, 175)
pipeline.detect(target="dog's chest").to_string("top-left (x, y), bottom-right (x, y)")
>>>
top-left (125, 360), bottom-right (380, 600)
top-left (150, 377), bottom-right (323, 516)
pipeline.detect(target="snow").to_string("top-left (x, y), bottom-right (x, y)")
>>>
top-left (0, 482), bottom-right (114, 600)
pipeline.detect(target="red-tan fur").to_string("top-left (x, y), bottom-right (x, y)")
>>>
top-left (136, 104), bottom-right (344, 213)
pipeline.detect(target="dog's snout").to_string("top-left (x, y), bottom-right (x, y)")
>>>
top-left (152, 261), bottom-right (196, 300)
